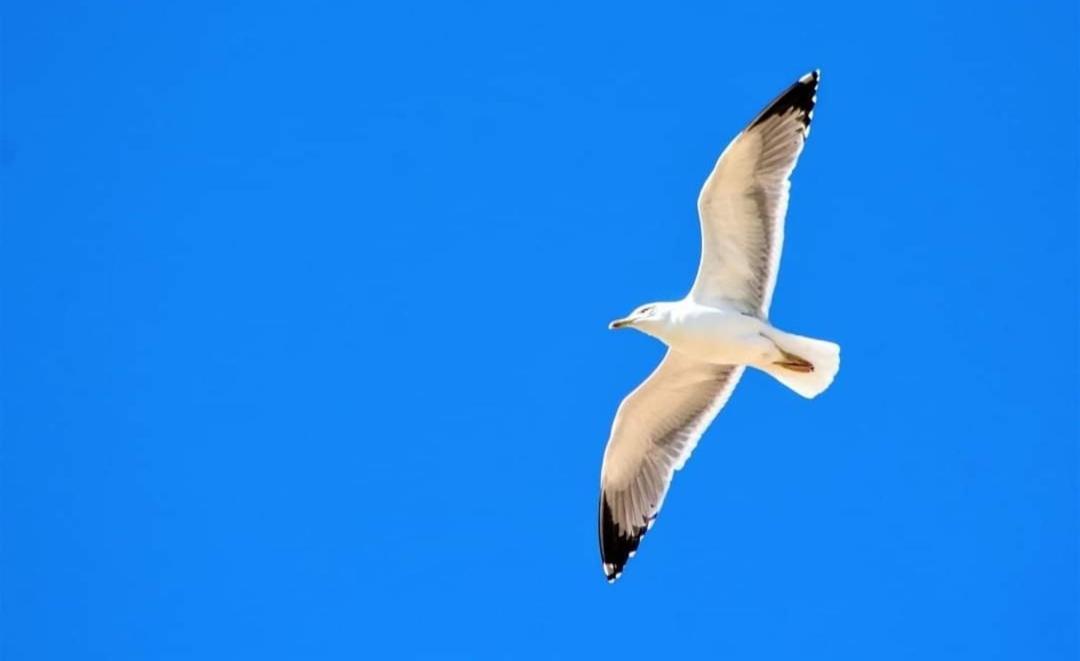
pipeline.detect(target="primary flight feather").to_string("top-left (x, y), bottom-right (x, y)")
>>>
top-left (599, 70), bottom-right (840, 582)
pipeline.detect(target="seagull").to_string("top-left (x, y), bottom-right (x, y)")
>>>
top-left (598, 70), bottom-right (840, 582)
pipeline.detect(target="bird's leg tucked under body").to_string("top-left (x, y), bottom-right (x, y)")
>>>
top-left (773, 348), bottom-right (815, 373)
top-left (758, 332), bottom-right (815, 373)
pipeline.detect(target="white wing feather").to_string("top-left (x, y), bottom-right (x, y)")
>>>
top-left (691, 70), bottom-right (818, 317)
top-left (599, 352), bottom-right (743, 581)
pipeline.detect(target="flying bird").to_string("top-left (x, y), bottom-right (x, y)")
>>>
top-left (599, 70), bottom-right (840, 582)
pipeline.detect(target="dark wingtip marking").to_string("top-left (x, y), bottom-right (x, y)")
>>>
top-left (749, 69), bottom-right (820, 132)
top-left (599, 494), bottom-right (649, 583)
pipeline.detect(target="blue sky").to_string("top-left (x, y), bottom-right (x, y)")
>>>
top-left (2, 1), bottom-right (1077, 659)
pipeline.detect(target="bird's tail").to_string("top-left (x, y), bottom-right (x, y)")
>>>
top-left (762, 330), bottom-right (840, 399)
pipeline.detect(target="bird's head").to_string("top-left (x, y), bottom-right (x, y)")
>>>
top-left (609, 302), bottom-right (673, 333)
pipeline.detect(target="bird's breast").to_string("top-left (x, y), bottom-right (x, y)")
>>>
top-left (663, 311), bottom-right (772, 365)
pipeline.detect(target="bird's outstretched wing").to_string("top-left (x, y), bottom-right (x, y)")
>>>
top-left (599, 352), bottom-right (744, 581)
top-left (691, 70), bottom-right (819, 317)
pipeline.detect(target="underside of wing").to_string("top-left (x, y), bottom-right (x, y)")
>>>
top-left (598, 352), bottom-right (744, 581)
top-left (691, 70), bottom-right (819, 317)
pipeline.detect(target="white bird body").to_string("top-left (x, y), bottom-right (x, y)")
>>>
top-left (635, 300), bottom-right (779, 366)
top-left (597, 70), bottom-right (842, 582)
top-left (625, 299), bottom-right (840, 398)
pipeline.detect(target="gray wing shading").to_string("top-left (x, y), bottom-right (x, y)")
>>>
top-left (691, 70), bottom-right (819, 317)
top-left (598, 351), bottom-right (744, 581)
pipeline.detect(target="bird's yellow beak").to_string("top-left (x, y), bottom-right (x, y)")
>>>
top-left (609, 316), bottom-right (634, 330)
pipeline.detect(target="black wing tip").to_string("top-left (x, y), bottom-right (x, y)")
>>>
top-left (599, 495), bottom-right (650, 583)
top-left (750, 69), bottom-right (821, 132)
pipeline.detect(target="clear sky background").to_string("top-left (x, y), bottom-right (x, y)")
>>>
top-left (2, 1), bottom-right (1077, 659)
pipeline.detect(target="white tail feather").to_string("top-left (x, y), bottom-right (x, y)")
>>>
top-left (763, 332), bottom-right (841, 399)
